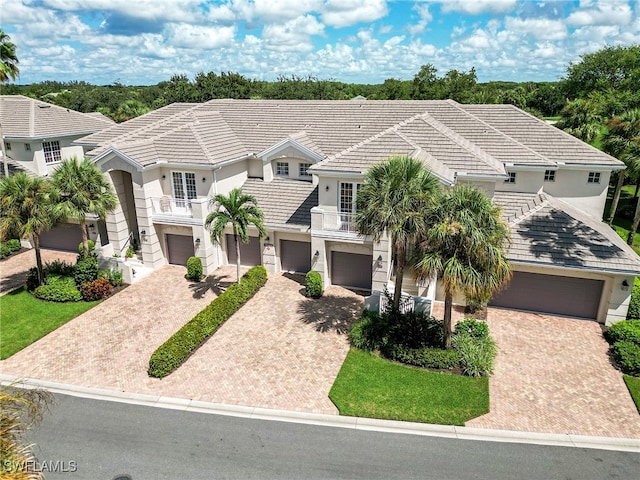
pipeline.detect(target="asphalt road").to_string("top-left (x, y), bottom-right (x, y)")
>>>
top-left (25, 393), bottom-right (640, 480)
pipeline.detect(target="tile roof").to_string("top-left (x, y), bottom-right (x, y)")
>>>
top-left (0, 95), bottom-right (114, 138)
top-left (240, 177), bottom-right (318, 231)
top-left (78, 99), bottom-right (622, 174)
top-left (493, 192), bottom-right (640, 275)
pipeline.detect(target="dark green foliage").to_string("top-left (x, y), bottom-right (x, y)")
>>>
top-left (304, 270), bottom-right (323, 298)
top-left (0, 243), bottom-right (11, 259)
top-left (348, 310), bottom-right (390, 351)
top-left (611, 341), bottom-right (640, 377)
top-left (148, 266), bottom-right (267, 378)
top-left (80, 277), bottom-right (113, 301)
top-left (452, 335), bottom-right (497, 377)
top-left (100, 268), bottom-right (124, 287)
top-left (45, 259), bottom-right (75, 277)
top-left (605, 320), bottom-right (640, 345)
top-left (186, 256), bottom-right (203, 281)
top-left (382, 344), bottom-right (460, 370)
top-left (25, 267), bottom-right (39, 292)
top-left (0, 239), bottom-right (21, 259)
top-left (388, 310), bottom-right (444, 349)
top-left (454, 318), bottom-right (490, 339)
top-left (34, 275), bottom-right (82, 302)
top-left (74, 256), bottom-right (98, 287)
top-left (626, 278), bottom-right (640, 320)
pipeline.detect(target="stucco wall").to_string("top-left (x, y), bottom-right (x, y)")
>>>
top-left (542, 169), bottom-right (610, 220)
top-left (268, 156), bottom-right (316, 182)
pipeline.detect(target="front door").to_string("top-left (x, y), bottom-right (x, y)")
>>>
top-left (172, 172), bottom-right (197, 212)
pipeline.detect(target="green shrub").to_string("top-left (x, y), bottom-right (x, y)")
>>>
top-left (34, 275), bottom-right (82, 302)
top-left (125, 247), bottom-right (135, 258)
top-left (304, 270), bottom-right (323, 298)
top-left (80, 277), bottom-right (113, 301)
top-left (148, 265), bottom-right (267, 378)
top-left (389, 311), bottom-right (444, 349)
top-left (186, 256), bottom-right (203, 281)
top-left (74, 256), bottom-right (99, 287)
top-left (381, 344), bottom-right (460, 370)
top-left (611, 341), bottom-right (640, 377)
top-left (100, 268), bottom-right (124, 287)
top-left (25, 267), bottom-right (40, 291)
top-left (605, 320), bottom-right (640, 345)
top-left (78, 239), bottom-right (96, 255)
top-left (452, 335), bottom-right (497, 377)
top-left (626, 278), bottom-right (640, 320)
top-left (0, 244), bottom-right (11, 259)
top-left (46, 259), bottom-right (75, 277)
top-left (6, 239), bottom-right (21, 252)
top-left (455, 318), bottom-right (489, 339)
top-left (349, 310), bottom-right (390, 351)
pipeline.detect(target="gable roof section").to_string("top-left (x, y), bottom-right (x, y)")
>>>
top-left (461, 104), bottom-right (622, 167)
top-left (493, 191), bottom-right (640, 275)
top-left (240, 177), bottom-right (318, 231)
top-left (0, 95), bottom-right (113, 139)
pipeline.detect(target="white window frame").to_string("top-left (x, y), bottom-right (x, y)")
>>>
top-left (544, 170), bottom-right (556, 182)
top-left (504, 172), bottom-right (516, 184)
top-left (171, 171), bottom-right (197, 209)
top-left (43, 140), bottom-right (62, 164)
top-left (276, 162), bottom-right (289, 176)
top-left (299, 163), bottom-right (312, 178)
top-left (587, 172), bottom-right (601, 184)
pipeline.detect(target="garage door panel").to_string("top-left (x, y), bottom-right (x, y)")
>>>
top-left (226, 235), bottom-right (261, 266)
top-left (331, 252), bottom-right (372, 290)
top-left (281, 240), bottom-right (311, 273)
top-left (40, 223), bottom-right (84, 251)
top-left (490, 272), bottom-right (603, 319)
top-left (166, 234), bottom-right (194, 266)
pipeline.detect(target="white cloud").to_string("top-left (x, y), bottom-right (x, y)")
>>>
top-left (262, 14), bottom-right (324, 51)
top-left (438, 0), bottom-right (517, 15)
top-left (407, 4), bottom-right (433, 35)
top-left (42, 0), bottom-right (203, 23)
top-left (505, 16), bottom-right (568, 41)
top-left (165, 24), bottom-right (236, 49)
top-left (232, 0), bottom-right (322, 23)
top-left (567, 0), bottom-right (633, 27)
top-left (321, 0), bottom-right (388, 28)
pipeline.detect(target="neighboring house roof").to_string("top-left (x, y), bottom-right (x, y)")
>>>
top-left (240, 178), bottom-right (318, 231)
top-left (493, 192), bottom-right (640, 275)
top-left (79, 100), bottom-right (621, 175)
top-left (0, 157), bottom-right (35, 178)
top-left (0, 95), bottom-right (114, 139)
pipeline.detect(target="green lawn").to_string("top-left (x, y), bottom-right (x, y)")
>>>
top-left (329, 348), bottom-right (489, 425)
top-left (623, 375), bottom-right (640, 414)
top-left (0, 287), bottom-right (100, 359)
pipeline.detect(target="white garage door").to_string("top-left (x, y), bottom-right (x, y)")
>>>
top-left (489, 271), bottom-right (603, 320)
top-left (166, 234), bottom-right (194, 266)
top-left (280, 240), bottom-right (311, 273)
top-left (331, 251), bottom-right (372, 290)
top-left (40, 223), bottom-right (84, 251)
top-left (226, 235), bottom-right (261, 266)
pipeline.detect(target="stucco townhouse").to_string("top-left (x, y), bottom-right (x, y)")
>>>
top-left (4, 95), bottom-right (638, 325)
top-left (0, 95), bottom-right (114, 248)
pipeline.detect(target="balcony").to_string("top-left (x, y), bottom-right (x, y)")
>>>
top-left (322, 211), bottom-right (357, 234)
top-left (151, 196), bottom-right (193, 217)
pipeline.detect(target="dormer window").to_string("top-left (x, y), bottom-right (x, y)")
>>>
top-left (299, 163), bottom-right (312, 178)
top-left (544, 170), bottom-right (556, 182)
top-left (276, 162), bottom-right (289, 176)
top-left (504, 172), bottom-right (516, 184)
top-left (587, 172), bottom-right (600, 184)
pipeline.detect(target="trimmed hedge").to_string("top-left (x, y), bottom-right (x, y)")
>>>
top-left (382, 344), bottom-right (460, 370)
top-left (148, 265), bottom-right (267, 378)
top-left (186, 256), bottom-right (203, 281)
top-left (611, 341), bottom-right (640, 377)
top-left (604, 320), bottom-right (640, 345)
top-left (304, 270), bottom-right (323, 298)
top-left (627, 278), bottom-right (640, 320)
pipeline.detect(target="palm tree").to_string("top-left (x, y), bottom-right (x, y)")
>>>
top-left (1, 384), bottom-right (53, 480)
top-left (0, 29), bottom-right (19, 83)
top-left (0, 173), bottom-right (59, 285)
top-left (556, 98), bottom-right (602, 144)
top-left (205, 188), bottom-right (266, 283)
top-left (354, 156), bottom-right (441, 311)
top-left (51, 157), bottom-right (117, 256)
top-left (413, 186), bottom-right (511, 349)
top-left (602, 109), bottom-right (640, 235)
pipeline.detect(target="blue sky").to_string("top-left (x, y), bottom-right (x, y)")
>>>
top-left (2, 0), bottom-right (639, 85)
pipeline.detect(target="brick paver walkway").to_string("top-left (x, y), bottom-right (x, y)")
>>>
top-left (464, 309), bottom-right (640, 439)
top-left (0, 266), bottom-right (362, 414)
top-left (0, 249), bottom-right (78, 295)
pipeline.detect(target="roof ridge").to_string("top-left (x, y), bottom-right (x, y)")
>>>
top-left (443, 101), bottom-right (551, 165)
top-left (188, 118), bottom-right (217, 164)
top-left (416, 111), bottom-right (505, 174)
top-left (510, 193), bottom-right (548, 226)
top-left (29, 96), bottom-right (35, 137)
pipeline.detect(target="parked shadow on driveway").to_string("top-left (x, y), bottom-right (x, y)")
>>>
top-left (297, 294), bottom-right (363, 335)
top-left (189, 273), bottom-right (234, 299)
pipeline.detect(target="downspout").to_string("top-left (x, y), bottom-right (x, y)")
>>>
top-left (213, 166), bottom-right (221, 267)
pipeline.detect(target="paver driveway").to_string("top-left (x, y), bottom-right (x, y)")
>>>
top-left (0, 266), bottom-right (363, 414)
top-left (465, 308), bottom-right (640, 439)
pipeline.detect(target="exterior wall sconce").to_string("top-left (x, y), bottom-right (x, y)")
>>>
top-left (88, 224), bottom-right (95, 230)
top-left (140, 230), bottom-right (146, 235)
top-left (376, 255), bottom-right (383, 269)
top-left (202, 177), bottom-right (206, 182)
top-left (622, 280), bottom-right (630, 291)
top-left (325, 185), bottom-right (329, 191)
top-left (264, 236), bottom-right (270, 242)
top-left (314, 250), bottom-right (320, 257)
top-left (162, 175), bottom-right (166, 179)
top-left (195, 238), bottom-right (201, 245)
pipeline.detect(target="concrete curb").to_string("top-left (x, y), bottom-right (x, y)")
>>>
top-left (2, 374), bottom-right (639, 453)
